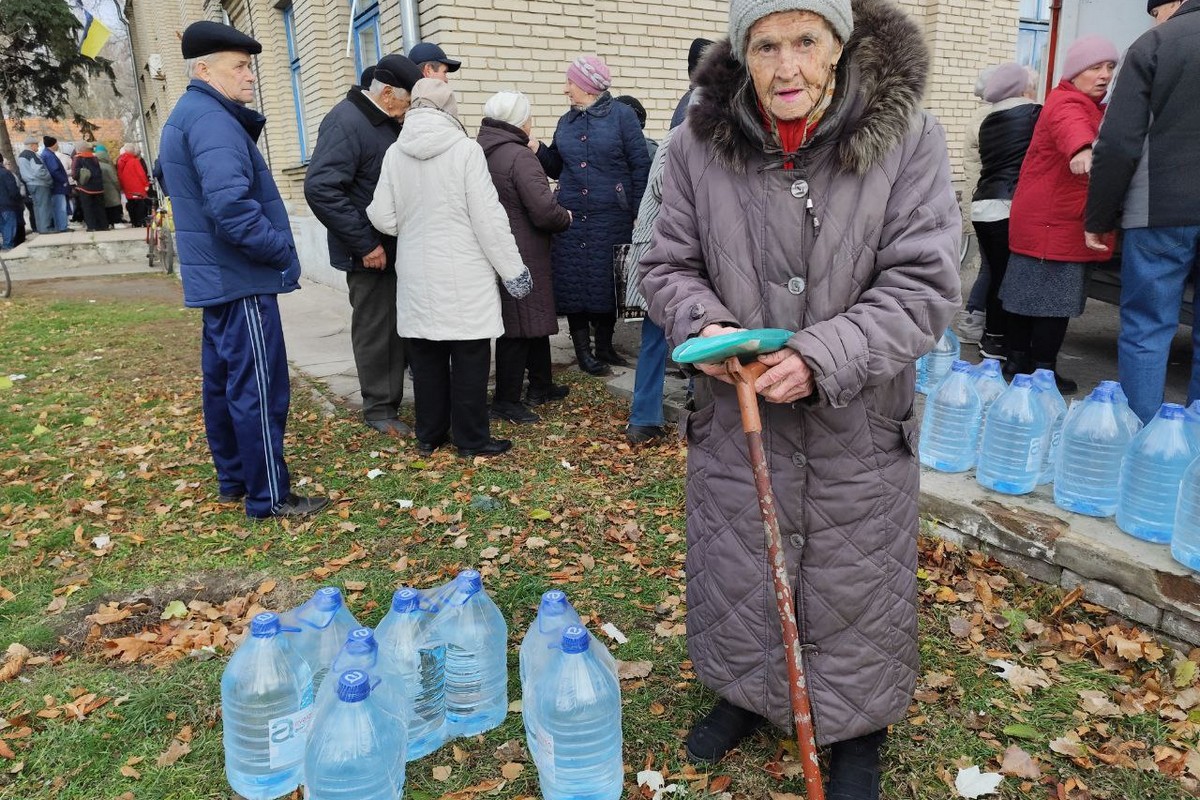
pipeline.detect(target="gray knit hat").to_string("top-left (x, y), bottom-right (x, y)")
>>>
top-left (728, 0), bottom-right (853, 61)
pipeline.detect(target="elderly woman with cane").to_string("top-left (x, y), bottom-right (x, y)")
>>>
top-left (639, 0), bottom-right (960, 796)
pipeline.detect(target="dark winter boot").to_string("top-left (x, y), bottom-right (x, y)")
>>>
top-left (826, 728), bottom-right (887, 800)
top-left (684, 699), bottom-right (767, 764)
top-left (593, 319), bottom-right (629, 367)
top-left (571, 327), bottom-right (611, 376)
top-left (1035, 361), bottom-right (1078, 395)
top-left (1002, 350), bottom-right (1033, 379)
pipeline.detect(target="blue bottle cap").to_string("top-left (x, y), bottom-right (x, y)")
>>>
top-left (976, 358), bottom-right (1002, 377)
top-left (1031, 369), bottom-right (1056, 389)
top-left (457, 569), bottom-right (483, 594)
top-left (561, 625), bottom-right (590, 654)
top-left (541, 590), bottom-right (569, 615)
top-left (1089, 385), bottom-right (1114, 402)
top-left (950, 360), bottom-right (972, 374)
top-left (1159, 403), bottom-right (1186, 421)
top-left (249, 612), bottom-right (281, 638)
top-left (391, 588), bottom-right (421, 613)
top-left (347, 627), bottom-right (375, 645)
top-left (1011, 374), bottom-right (1033, 388)
top-left (336, 670), bottom-right (371, 702)
top-left (313, 586), bottom-right (344, 612)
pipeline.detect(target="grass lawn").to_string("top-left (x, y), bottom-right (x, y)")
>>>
top-left (0, 276), bottom-right (1197, 800)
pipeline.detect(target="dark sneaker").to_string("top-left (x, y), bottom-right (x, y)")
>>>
top-left (259, 493), bottom-right (329, 519)
top-left (978, 333), bottom-right (1007, 361)
top-left (526, 384), bottom-right (570, 406)
top-left (490, 401), bottom-right (541, 424)
top-left (458, 438), bottom-right (513, 458)
top-left (595, 347), bottom-right (630, 367)
top-left (685, 699), bottom-right (767, 764)
top-left (626, 424), bottom-right (667, 445)
top-left (416, 440), bottom-right (442, 457)
top-left (365, 418), bottom-right (413, 437)
top-left (217, 490), bottom-right (246, 503)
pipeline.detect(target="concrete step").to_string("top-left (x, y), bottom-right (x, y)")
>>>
top-left (5, 227), bottom-right (149, 269)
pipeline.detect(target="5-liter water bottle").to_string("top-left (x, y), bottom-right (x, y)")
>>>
top-left (534, 626), bottom-right (623, 800)
top-left (304, 670), bottom-right (406, 800)
top-left (1117, 403), bottom-right (1200, 542)
top-left (915, 353), bottom-right (928, 394)
top-left (316, 628), bottom-right (407, 727)
top-left (221, 612), bottom-right (314, 800)
top-left (1099, 381), bottom-right (1144, 438)
top-left (972, 359), bottom-right (1008, 452)
top-left (283, 587), bottom-right (361, 695)
top-left (429, 570), bottom-right (508, 737)
top-left (919, 360), bottom-right (982, 472)
top-left (1187, 400), bottom-right (1200, 441)
top-left (1032, 369), bottom-right (1068, 485)
top-left (1054, 385), bottom-right (1132, 517)
top-left (917, 329), bottom-right (960, 395)
top-left (375, 588), bottom-right (447, 760)
top-left (1171, 455), bottom-right (1200, 571)
top-left (977, 374), bottom-right (1048, 495)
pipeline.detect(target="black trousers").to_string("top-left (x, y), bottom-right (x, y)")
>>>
top-left (78, 193), bottom-right (107, 231)
top-left (405, 338), bottom-right (491, 450)
top-left (347, 269), bottom-right (406, 421)
top-left (127, 198), bottom-right (149, 227)
top-left (567, 311), bottom-right (616, 335)
top-left (494, 336), bottom-right (553, 403)
top-left (973, 218), bottom-right (1011, 338)
top-left (1006, 314), bottom-right (1069, 364)
top-left (105, 204), bottom-right (123, 226)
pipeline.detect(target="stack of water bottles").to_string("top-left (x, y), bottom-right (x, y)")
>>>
top-left (219, 576), bottom-right (625, 800)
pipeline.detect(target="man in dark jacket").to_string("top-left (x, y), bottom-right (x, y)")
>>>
top-left (1085, 0), bottom-right (1200, 422)
top-left (17, 137), bottom-right (51, 235)
top-left (40, 137), bottom-right (70, 232)
top-left (159, 21), bottom-right (327, 519)
top-left (0, 155), bottom-right (21, 250)
top-left (304, 53), bottom-right (422, 438)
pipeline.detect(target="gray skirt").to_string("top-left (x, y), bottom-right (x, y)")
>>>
top-left (999, 253), bottom-right (1089, 318)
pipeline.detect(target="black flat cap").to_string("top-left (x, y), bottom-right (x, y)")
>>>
top-left (181, 21), bottom-right (262, 59)
top-left (359, 65), bottom-right (376, 88)
top-left (407, 42), bottom-right (461, 72)
top-left (372, 54), bottom-right (423, 92)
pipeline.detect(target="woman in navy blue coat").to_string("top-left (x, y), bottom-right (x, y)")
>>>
top-left (535, 55), bottom-right (650, 375)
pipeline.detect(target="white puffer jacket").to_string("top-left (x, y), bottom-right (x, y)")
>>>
top-left (367, 107), bottom-right (529, 340)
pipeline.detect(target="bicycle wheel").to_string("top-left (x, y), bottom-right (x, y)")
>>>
top-left (0, 255), bottom-right (11, 299)
top-left (161, 230), bottom-right (175, 275)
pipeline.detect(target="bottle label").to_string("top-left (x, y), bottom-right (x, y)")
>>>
top-left (268, 694), bottom-right (315, 769)
top-left (1026, 437), bottom-right (1042, 472)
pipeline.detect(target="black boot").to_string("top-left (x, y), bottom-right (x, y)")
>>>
top-left (826, 728), bottom-right (887, 800)
top-left (1002, 350), bottom-right (1033, 379)
top-left (593, 319), bottom-right (629, 367)
top-left (684, 699), bottom-right (767, 764)
top-left (571, 327), bottom-right (611, 376)
top-left (1034, 361), bottom-right (1078, 395)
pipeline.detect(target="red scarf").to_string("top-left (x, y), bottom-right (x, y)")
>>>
top-left (759, 103), bottom-right (822, 167)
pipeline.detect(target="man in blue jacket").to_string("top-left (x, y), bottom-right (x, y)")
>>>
top-left (158, 21), bottom-right (327, 518)
top-left (40, 137), bottom-right (70, 233)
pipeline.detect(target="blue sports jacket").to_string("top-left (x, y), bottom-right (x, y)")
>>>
top-left (159, 80), bottom-right (301, 307)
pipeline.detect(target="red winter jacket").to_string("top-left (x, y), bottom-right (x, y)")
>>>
top-left (116, 151), bottom-right (150, 199)
top-left (1009, 79), bottom-right (1114, 263)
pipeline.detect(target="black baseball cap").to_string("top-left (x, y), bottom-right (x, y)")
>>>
top-left (372, 54), bottom-right (423, 92)
top-left (407, 42), bottom-right (461, 72)
top-left (181, 21), bottom-right (262, 59)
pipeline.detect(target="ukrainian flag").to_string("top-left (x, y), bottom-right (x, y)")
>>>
top-left (79, 11), bottom-right (111, 59)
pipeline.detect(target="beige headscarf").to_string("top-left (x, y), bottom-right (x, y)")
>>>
top-left (410, 78), bottom-right (459, 119)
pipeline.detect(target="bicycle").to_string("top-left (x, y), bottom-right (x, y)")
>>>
top-left (0, 250), bottom-right (10, 299)
top-left (146, 199), bottom-right (175, 276)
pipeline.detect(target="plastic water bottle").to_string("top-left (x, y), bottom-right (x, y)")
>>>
top-left (977, 374), bottom-right (1048, 495)
top-left (1054, 385), bottom-right (1132, 517)
top-left (917, 329), bottom-right (960, 395)
top-left (1171, 455), bottom-right (1200, 571)
top-left (375, 588), bottom-right (447, 760)
top-left (1032, 369), bottom-right (1068, 485)
top-left (1117, 403), bottom-right (1200, 542)
top-left (534, 626), bottom-right (623, 800)
top-left (919, 360), bottom-right (982, 472)
top-left (1186, 400), bottom-right (1200, 442)
top-left (221, 612), bottom-right (314, 800)
top-left (316, 628), bottom-right (407, 727)
top-left (972, 359), bottom-right (1008, 411)
top-left (915, 353), bottom-right (928, 394)
top-left (429, 570), bottom-right (508, 737)
top-left (1099, 381), bottom-right (1144, 438)
top-left (304, 670), bottom-right (406, 800)
top-left (283, 587), bottom-right (361, 695)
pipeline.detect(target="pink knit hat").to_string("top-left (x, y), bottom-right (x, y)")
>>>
top-left (1061, 35), bottom-right (1119, 81)
top-left (566, 55), bottom-right (612, 94)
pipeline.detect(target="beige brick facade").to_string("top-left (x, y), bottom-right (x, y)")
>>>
top-left (126, 0), bottom-right (1020, 207)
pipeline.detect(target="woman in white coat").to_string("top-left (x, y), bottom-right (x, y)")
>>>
top-left (368, 78), bottom-right (531, 458)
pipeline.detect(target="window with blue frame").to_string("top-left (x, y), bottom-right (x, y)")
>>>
top-left (352, 1), bottom-right (382, 78)
top-left (282, 5), bottom-right (310, 162)
top-left (1018, 0), bottom-right (1052, 85)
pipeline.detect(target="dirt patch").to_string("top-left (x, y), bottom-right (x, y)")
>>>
top-left (16, 274), bottom-right (185, 304)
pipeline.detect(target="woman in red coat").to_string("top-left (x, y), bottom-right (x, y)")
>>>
top-left (1003, 36), bottom-right (1119, 393)
top-left (116, 143), bottom-right (151, 227)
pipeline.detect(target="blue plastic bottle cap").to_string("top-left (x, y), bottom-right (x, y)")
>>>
top-left (457, 570), bottom-right (483, 594)
top-left (1012, 374), bottom-right (1033, 388)
top-left (542, 590), bottom-right (569, 614)
top-left (336, 670), bottom-right (371, 702)
top-left (313, 586), bottom-right (344, 611)
top-left (561, 625), bottom-right (590, 654)
top-left (250, 612), bottom-right (280, 638)
top-left (392, 588), bottom-right (421, 613)
top-left (348, 627), bottom-right (375, 644)
top-left (1160, 403), bottom-right (1186, 420)
top-left (1090, 386), bottom-right (1114, 402)
top-left (950, 360), bottom-right (972, 373)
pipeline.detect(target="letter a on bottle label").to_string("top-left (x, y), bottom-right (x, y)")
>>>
top-left (268, 702), bottom-right (315, 768)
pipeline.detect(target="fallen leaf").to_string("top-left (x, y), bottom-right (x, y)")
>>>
top-left (616, 660), bottom-right (652, 680)
top-left (999, 745), bottom-right (1041, 779)
top-left (710, 775), bottom-right (732, 792)
top-left (1174, 659), bottom-right (1197, 689)
top-left (160, 600), bottom-right (188, 620)
top-left (528, 509), bottom-right (552, 521)
top-left (1049, 731), bottom-right (1087, 758)
top-left (1078, 689), bottom-right (1121, 717)
top-left (949, 617), bottom-right (973, 638)
top-left (0, 644), bottom-right (31, 682)
top-left (991, 660), bottom-right (1052, 696)
top-left (432, 764), bottom-right (452, 781)
top-left (955, 765), bottom-right (1003, 798)
top-left (493, 739), bottom-right (526, 762)
top-left (500, 762), bottom-right (523, 779)
top-left (155, 738), bottom-right (191, 767)
top-left (119, 764), bottom-right (141, 779)
top-left (1001, 723), bottom-right (1039, 740)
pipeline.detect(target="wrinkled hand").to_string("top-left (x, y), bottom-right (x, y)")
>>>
top-left (362, 245), bottom-right (387, 270)
top-left (1084, 231), bottom-right (1110, 253)
top-left (1070, 147), bottom-right (1093, 176)
top-left (754, 348), bottom-right (815, 404)
top-left (694, 324), bottom-right (745, 385)
top-left (527, 135), bottom-right (540, 153)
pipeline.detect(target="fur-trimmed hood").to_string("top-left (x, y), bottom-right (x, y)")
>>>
top-left (689, 0), bottom-right (928, 174)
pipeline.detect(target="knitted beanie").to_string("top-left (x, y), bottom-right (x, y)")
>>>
top-left (982, 62), bottom-right (1029, 103)
top-left (728, 0), bottom-right (853, 61)
top-left (566, 55), bottom-right (611, 94)
top-left (1061, 35), bottom-right (1119, 81)
top-left (483, 91), bottom-right (532, 127)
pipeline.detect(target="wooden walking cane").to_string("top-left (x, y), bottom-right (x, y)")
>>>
top-left (671, 328), bottom-right (824, 800)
